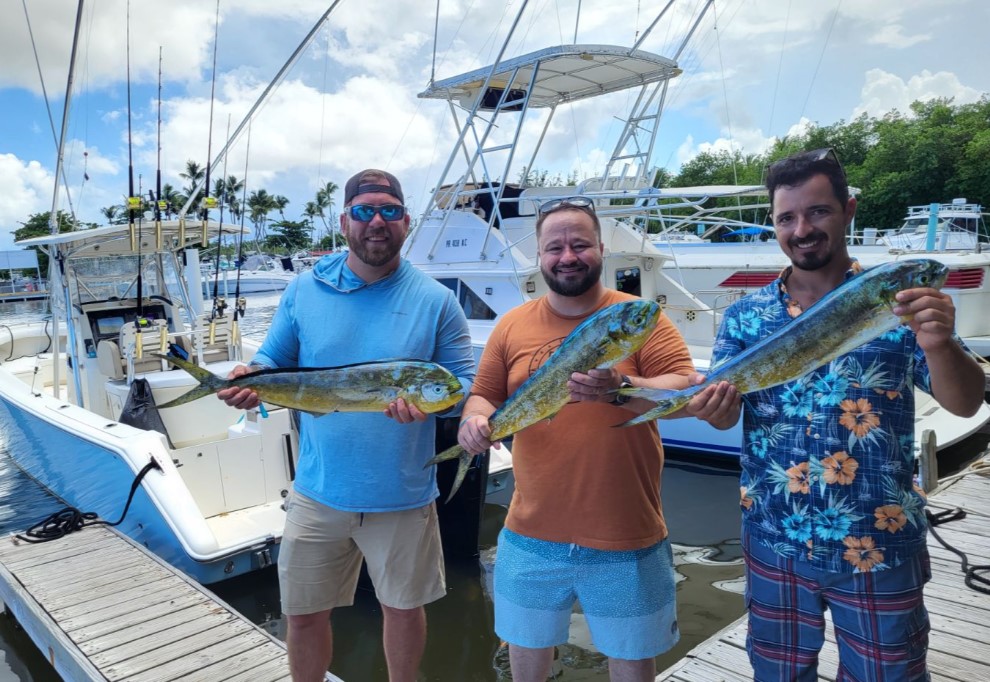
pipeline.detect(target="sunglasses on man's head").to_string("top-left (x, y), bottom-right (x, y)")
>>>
top-left (538, 196), bottom-right (596, 215)
top-left (766, 147), bottom-right (845, 179)
top-left (347, 204), bottom-right (406, 222)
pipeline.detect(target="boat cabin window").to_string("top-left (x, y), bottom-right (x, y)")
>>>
top-left (616, 267), bottom-right (642, 297)
top-left (438, 278), bottom-right (497, 321)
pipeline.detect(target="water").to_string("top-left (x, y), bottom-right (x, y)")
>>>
top-left (0, 294), bottom-right (748, 680)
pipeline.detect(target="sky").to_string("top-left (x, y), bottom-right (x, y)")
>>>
top-left (1, 0), bottom-right (988, 251)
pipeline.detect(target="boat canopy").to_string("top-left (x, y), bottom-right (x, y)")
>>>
top-left (419, 44), bottom-right (680, 109)
top-left (16, 220), bottom-right (249, 258)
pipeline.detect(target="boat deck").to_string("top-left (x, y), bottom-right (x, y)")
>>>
top-left (0, 525), bottom-right (340, 681)
top-left (656, 451), bottom-right (990, 681)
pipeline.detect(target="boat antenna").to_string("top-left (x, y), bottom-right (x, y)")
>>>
top-left (430, 0), bottom-right (440, 85)
top-left (125, 0), bottom-right (145, 322)
top-left (200, 0), bottom-right (222, 247)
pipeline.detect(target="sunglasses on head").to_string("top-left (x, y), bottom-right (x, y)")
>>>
top-left (766, 147), bottom-right (845, 179)
top-left (347, 204), bottom-right (406, 222)
top-left (538, 196), bottom-right (596, 215)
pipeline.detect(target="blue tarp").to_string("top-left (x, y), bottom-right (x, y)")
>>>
top-left (725, 226), bottom-right (774, 237)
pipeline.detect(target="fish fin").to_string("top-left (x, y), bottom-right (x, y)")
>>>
top-left (612, 386), bottom-right (680, 402)
top-left (614, 406), bottom-right (666, 427)
top-left (426, 443), bottom-right (466, 467)
top-left (445, 451), bottom-right (474, 504)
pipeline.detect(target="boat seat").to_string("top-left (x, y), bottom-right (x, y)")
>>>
top-left (191, 314), bottom-right (238, 365)
top-left (96, 319), bottom-right (171, 383)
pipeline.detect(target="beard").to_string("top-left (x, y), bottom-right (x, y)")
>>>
top-left (345, 233), bottom-right (403, 268)
top-left (789, 231), bottom-right (834, 271)
top-left (542, 260), bottom-right (602, 297)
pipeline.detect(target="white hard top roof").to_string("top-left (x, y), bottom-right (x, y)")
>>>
top-left (419, 44), bottom-right (680, 108)
top-left (17, 220), bottom-right (249, 257)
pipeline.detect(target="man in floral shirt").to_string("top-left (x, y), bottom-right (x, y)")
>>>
top-left (704, 149), bottom-right (985, 680)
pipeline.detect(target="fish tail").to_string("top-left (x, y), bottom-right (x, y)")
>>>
top-left (426, 443), bottom-right (466, 467)
top-left (424, 444), bottom-right (474, 503)
top-left (155, 353), bottom-right (227, 408)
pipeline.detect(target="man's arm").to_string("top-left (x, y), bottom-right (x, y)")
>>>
top-left (895, 287), bottom-right (985, 417)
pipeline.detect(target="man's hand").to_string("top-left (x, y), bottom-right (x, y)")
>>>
top-left (893, 287), bottom-right (956, 352)
top-left (567, 368), bottom-right (623, 403)
top-left (383, 398), bottom-right (428, 423)
top-left (217, 363), bottom-right (262, 410)
top-left (682, 373), bottom-right (741, 430)
top-left (458, 414), bottom-right (500, 455)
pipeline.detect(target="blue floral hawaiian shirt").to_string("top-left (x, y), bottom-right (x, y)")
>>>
top-left (712, 265), bottom-right (935, 573)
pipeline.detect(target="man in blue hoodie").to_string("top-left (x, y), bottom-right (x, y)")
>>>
top-left (219, 169), bottom-right (475, 682)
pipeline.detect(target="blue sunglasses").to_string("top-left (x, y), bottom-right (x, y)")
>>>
top-left (348, 204), bottom-right (406, 222)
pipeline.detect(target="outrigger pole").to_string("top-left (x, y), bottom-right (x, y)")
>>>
top-left (47, 0), bottom-right (86, 404)
top-left (175, 0), bottom-right (345, 224)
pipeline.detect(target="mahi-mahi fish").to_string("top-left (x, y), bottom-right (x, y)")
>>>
top-left (427, 299), bottom-right (661, 501)
top-left (614, 258), bottom-right (948, 427)
top-left (156, 354), bottom-right (465, 415)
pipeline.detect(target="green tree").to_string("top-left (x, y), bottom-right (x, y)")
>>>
top-left (267, 219), bottom-right (313, 253)
top-left (14, 211), bottom-right (92, 274)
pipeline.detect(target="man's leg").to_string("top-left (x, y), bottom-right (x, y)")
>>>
top-left (287, 610), bottom-right (332, 682)
top-left (381, 603), bottom-right (427, 682)
top-left (607, 657), bottom-right (655, 682)
top-left (508, 644), bottom-right (555, 682)
top-left (743, 531), bottom-right (826, 682)
top-left (825, 549), bottom-right (931, 681)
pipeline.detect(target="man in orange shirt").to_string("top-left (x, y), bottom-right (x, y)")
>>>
top-left (458, 197), bottom-right (737, 682)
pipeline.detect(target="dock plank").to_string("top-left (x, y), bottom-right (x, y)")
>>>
top-left (0, 527), bottom-right (342, 681)
top-left (657, 470), bottom-right (990, 682)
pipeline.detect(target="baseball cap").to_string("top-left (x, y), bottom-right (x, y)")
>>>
top-left (343, 169), bottom-right (404, 205)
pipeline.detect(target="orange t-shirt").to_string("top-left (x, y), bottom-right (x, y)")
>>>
top-left (471, 290), bottom-right (696, 550)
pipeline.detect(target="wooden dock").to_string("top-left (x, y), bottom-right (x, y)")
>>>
top-left (657, 459), bottom-right (990, 681)
top-left (0, 525), bottom-right (342, 681)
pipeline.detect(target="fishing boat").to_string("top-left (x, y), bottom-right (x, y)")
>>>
top-left (403, 2), bottom-right (990, 460)
top-left (200, 254), bottom-right (296, 298)
top-left (0, 220), bottom-right (294, 583)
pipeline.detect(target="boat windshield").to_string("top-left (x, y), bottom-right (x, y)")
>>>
top-left (66, 254), bottom-right (182, 305)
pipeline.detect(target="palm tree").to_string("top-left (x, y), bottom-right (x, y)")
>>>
top-left (100, 205), bottom-right (120, 225)
top-left (179, 160), bottom-right (206, 215)
top-left (247, 189), bottom-right (277, 245)
top-left (314, 181), bottom-right (339, 245)
top-left (273, 195), bottom-right (290, 221)
top-left (160, 183), bottom-right (181, 219)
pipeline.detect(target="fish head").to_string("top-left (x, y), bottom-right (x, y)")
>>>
top-left (869, 259), bottom-right (948, 320)
top-left (414, 371), bottom-right (466, 412)
top-left (599, 299), bottom-right (662, 362)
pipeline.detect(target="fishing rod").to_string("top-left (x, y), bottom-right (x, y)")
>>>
top-left (209, 116), bottom-right (234, 328)
top-left (199, 0), bottom-right (222, 248)
top-left (125, 0), bottom-right (145, 331)
top-left (230, 121), bottom-right (252, 360)
top-left (153, 47), bottom-right (163, 250)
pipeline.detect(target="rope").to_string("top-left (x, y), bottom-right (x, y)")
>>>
top-left (925, 508), bottom-right (990, 595)
top-left (14, 460), bottom-right (162, 544)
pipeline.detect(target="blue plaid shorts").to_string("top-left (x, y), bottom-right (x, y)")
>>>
top-left (743, 527), bottom-right (931, 681)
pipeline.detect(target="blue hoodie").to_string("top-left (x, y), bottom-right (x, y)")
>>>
top-left (252, 252), bottom-right (475, 511)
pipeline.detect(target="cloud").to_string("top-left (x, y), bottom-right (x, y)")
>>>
top-left (852, 68), bottom-right (984, 118)
top-left (865, 24), bottom-right (931, 49)
top-left (0, 154), bottom-right (54, 250)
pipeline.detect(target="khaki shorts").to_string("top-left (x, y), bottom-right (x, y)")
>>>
top-left (278, 489), bottom-right (446, 615)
